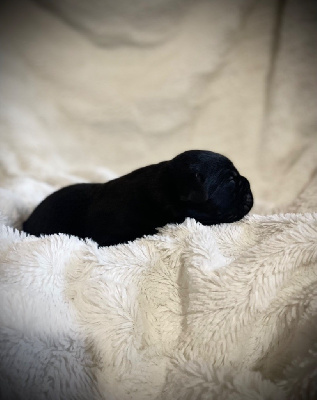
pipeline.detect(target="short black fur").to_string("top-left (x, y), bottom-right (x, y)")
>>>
top-left (23, 150), bottom-right (253, 246)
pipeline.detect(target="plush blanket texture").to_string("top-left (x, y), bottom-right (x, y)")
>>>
top-left (1, 0), bottom-right (317, 399)
top-left (1, 210), bottom-right (317, 400)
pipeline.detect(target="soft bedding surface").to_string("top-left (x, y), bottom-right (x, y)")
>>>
top-left (1, 0), bottom-right (317, 399)
top-left (1, 210), bottom-right (317, 400)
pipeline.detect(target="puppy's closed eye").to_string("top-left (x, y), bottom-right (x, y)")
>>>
top-left (195, 172), bottom-right (205, 183)
top-left (227, 179), bottom-right (236, 191)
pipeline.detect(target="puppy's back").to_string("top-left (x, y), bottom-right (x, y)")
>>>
top-left (23, 183), bottom-right (97, 238)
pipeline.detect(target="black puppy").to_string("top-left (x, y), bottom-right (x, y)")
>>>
top-left (23, 150), bottom-right (253, 246)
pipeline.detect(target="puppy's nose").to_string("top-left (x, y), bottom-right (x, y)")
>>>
top-left (243, 192), bottom-right (253, 212)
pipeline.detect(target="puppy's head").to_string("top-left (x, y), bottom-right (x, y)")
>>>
top-left (168, 150), bottom-right (253, 224)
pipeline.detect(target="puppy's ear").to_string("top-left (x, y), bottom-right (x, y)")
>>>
top-left (180, 172), bottom-right (209, 203)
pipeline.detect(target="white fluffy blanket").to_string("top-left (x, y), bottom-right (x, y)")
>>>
top-left (1, 208), bottom-right (317, 400)
top-left (1, 0), bottom-right (317, 399)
